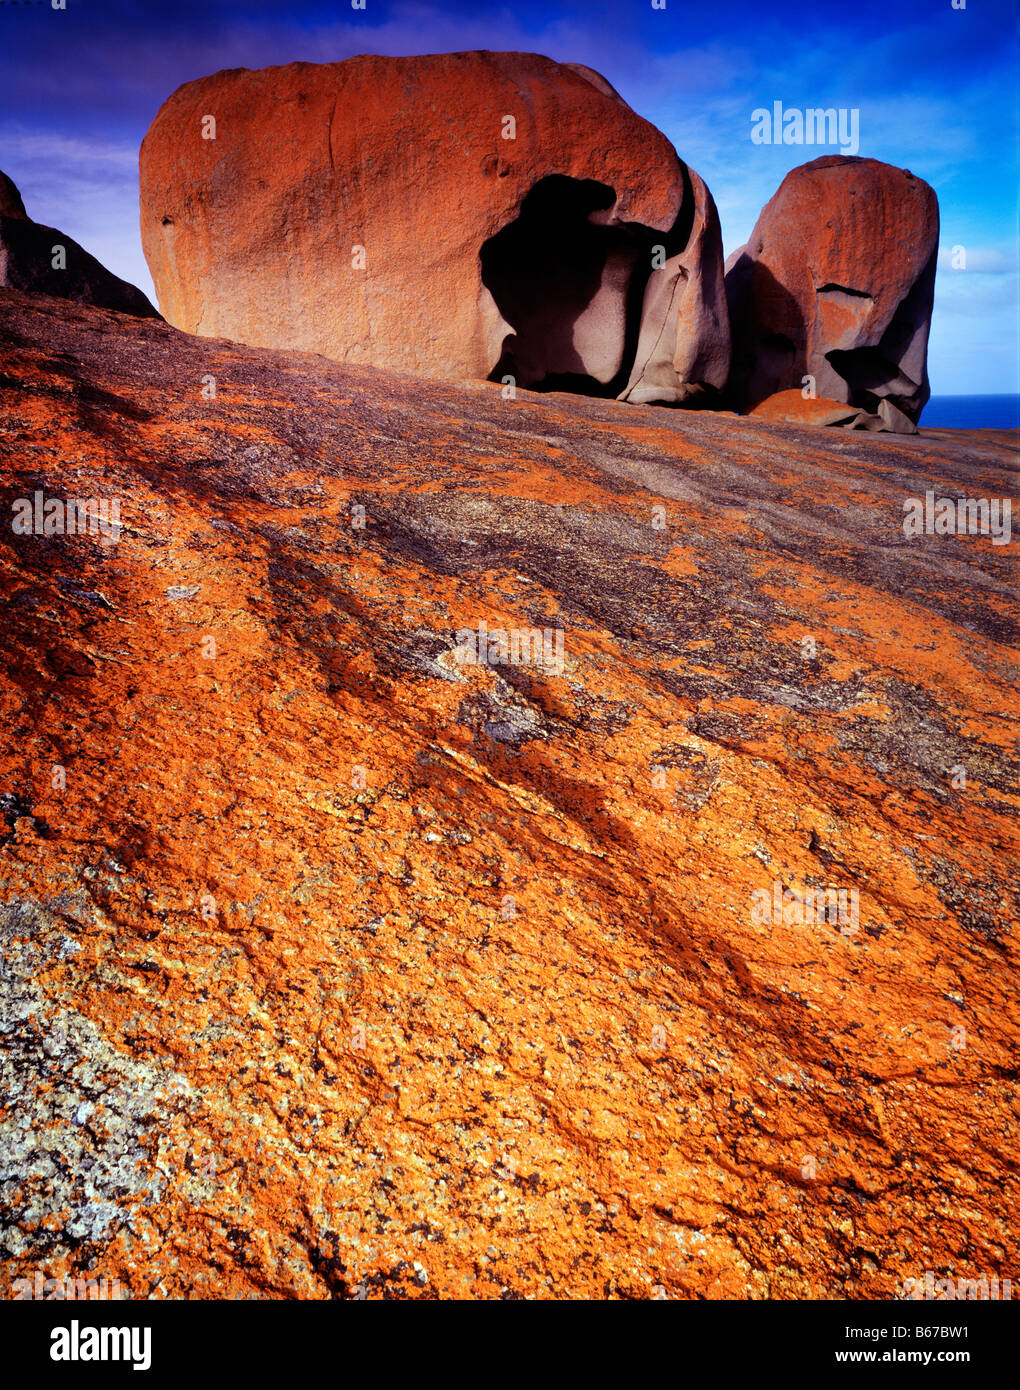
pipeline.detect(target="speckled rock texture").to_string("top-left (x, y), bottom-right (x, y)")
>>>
top-left (0, 289), bottom-right (1016, 1299)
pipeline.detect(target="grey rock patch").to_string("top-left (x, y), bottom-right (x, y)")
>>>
top-left (0, 897), bottom-right (193, 1266)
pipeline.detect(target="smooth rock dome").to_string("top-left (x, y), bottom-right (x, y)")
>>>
top-left (139, 51), bottom-right (730, 403)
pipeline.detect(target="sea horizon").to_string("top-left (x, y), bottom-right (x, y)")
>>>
top-left (922, 393), bottom-right (1020, 430)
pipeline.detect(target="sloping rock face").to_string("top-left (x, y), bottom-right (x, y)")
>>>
top-left (0, 169), bottom-right (157, 318)
top-left (1, 289), bottom-right (1017, 1300)
top-left (139, 52), bottom-right (729, 403)
top-left (725, 157), bottom-right (937, 422)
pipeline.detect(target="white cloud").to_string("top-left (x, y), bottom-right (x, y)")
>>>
top-left (1, 129), bottom-right (139, 169)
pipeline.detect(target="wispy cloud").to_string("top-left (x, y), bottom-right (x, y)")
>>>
top-left (0, 130), bottom-right (139, 170)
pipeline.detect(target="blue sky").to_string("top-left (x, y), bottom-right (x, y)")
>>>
top-left (1, 0), bottom-right (1017, 393)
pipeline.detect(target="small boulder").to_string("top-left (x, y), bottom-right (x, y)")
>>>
top-left (747, 388), bottom-right (917, 433)
top-left (748, 390), bottom-right (871, 428)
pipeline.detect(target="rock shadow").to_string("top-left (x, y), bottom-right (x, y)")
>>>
top-left (724, 255), bottom-right (808, 410)
top-left (480, 174), bottom-right (660, 398)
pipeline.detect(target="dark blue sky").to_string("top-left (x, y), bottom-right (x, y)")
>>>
top-left (2, 0), bottom-right (1017, 392)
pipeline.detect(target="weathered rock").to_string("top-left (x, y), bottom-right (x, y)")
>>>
top-left (748, 388), bottom-right (918, 433)
top-left (876, 396), bottom-right (920, 434)
top-left (1, 288), bottom-right (1016, 1300)
top-left (621, 165), bottom-right (730, 405)
top-left (0, 169), bottom-right (158, 318)
top-left (139, 52), bottom-right (729, 403)
top-left (725, 156), bottom-right (937, 422)
top-left (749, 390), bottom-right (870, 428)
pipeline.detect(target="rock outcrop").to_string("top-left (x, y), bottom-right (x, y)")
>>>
top-left (139, 52), bottom-right (729, 403)
top-left (725, 157), bottom-right (937, 422)
top-left (1, 287), bottom-right (1017, 1299)
top-left (0, 169), bottom-right (158, 318)
top-left (0, 171), bottom-right (28, 220)
top-left (748, 388), bottom-right (918, 433)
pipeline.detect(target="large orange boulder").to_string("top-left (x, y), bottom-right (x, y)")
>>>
top-left (725, 156), bottom-right (937, 421)
top-left (0, 169), bottom-right (157, 318)
top-left (139, 52), bottom-right (729, 403)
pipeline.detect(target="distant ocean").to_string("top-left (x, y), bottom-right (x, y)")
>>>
top-left (921, 394), bottom-right (1020, 429)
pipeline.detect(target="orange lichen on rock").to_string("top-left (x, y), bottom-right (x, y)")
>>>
top-left (748, 390), bottom-right (874, 429)
top-left (0, 288), bottom-right (1017, 1301)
